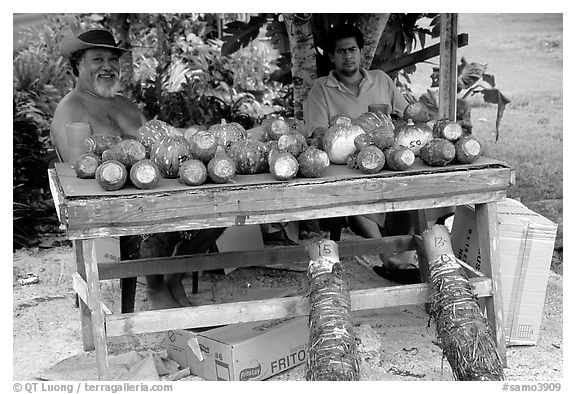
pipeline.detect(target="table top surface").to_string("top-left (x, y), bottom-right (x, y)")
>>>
top-left (50, 157), bottom-right (512, 239)
top-left (53, 156), bottom-right (508, 199)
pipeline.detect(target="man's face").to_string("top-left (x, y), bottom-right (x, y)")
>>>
top-left (78, 48), bottom-right (122, 98)
top-left (331, 37), bottom-right (361, 77)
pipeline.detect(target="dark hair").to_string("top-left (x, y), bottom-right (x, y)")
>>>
top-left (68, 50), bottom-right (84, 77)
top-left (326, 24), bottom-right (364, 54)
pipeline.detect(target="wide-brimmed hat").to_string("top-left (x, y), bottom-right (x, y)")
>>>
top-left (61, 29), bottom-right (129, 59)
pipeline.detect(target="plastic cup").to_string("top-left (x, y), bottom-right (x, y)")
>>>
top-left (65, 122), bottom-right (92, 164)
top-left (368, 104), bottom-right (390, 115)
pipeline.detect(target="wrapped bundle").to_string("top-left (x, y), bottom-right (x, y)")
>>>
top-left (421, 225), bottom-right (504, 381)
top-left (304, 240), bottom-right (359, 381)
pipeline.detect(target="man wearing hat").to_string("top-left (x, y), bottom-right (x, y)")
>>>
top-left (51, 29), bottom-right (224, 310)
top-left (51, 29), bottom-right (146, 163)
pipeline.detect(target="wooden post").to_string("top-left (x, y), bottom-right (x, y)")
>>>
top-left (439, 13), bottom-right (458, 121)
top-left (82, 239), bottom-right (110, 380)
top-left (304, 240), bottom-right (359, 381)
top-left (74, 240), bottom-right (94, 351)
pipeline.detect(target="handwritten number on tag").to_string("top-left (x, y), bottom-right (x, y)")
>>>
top-left (434, 237), bottom-right (447, 248)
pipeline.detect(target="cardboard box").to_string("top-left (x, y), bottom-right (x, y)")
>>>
top-left (451, 198), bottom-right (557, 346)
top-left (165, 317), bottom-right (309, 380)
top-left (94, 237), bottom-right (121, 263)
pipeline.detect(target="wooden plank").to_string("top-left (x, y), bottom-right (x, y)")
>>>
top-left (476, 202), bottom-right (507, 366)
top-left (73, 241), bottom-right (94, 351)
top-left (60, 166), bottom-right (511, 238)
top-left (380, 33), bottom-right (468, 73)
top-left (105, 277), bottom-right (493, 337)
top-left (458, 259), bottom-right (485, 279)
top-left (48, 168), bottom-right (66, 230)
top-left (82, 239), bottom-right (110, 380)
top-left (98, 236), bottom-right (415, 280)
top-left (439, 13), bottom-right (458, 120)
top-left (65, 190), bottom-right (507, 239)
top-left (72, 272), bottom-right (89, 307)
top-left (67, 190), bottom-right (506, 240)
top-left (71, 190), bottom-right (507, 239)
top-left (72, 273), bottom-right (112, 315)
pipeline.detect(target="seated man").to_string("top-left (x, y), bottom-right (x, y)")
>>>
top-left (51, 28), bottom-right (224, 309)
top-left (303, 23), bottom-right (419, 284)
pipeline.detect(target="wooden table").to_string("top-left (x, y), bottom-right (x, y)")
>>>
top-left (49, 157), bottom-right (513, 380)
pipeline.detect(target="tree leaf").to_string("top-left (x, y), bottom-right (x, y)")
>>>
top-left (481, 89), bottom-right (511, 142)
top-left (221, 16), bottom-right (267, 57)
top-left (430, 66), bottom-right (440, 88)
top-left (270, 53), bottom-right (293, 84)
top-left (418, 89), bottom-right (439, 118)
top-left (482, 73), bottom-right (496, 88)
top-left (417, 29), bottom-right (427, 49)
top-left (457, 60), bottom-right (487, 90)
top-left (265, 17), bottom-right (291, 53)
top-left (430, 14), bottom-right (441, 37)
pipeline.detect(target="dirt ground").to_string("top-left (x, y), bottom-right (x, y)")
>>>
top-left (11, 13), bottom-right (564, 382)
top-left (12, 228), bottom-right (563, 381)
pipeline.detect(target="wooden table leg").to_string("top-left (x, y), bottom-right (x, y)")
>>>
top-left (412, 210), bottom-right (430, 283)
top-left (81, 239), bottom-right (110, 380)
top-left (476, 202), bottom-right (507, 366)
top-left (328, 217), bottom-right (343, 242)
top-left (120, 278), bottom-right (137, 313)
top-left (73, 240), bottom-right (94, 351)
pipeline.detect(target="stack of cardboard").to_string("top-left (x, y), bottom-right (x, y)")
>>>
top-left (451, 198), bottom-right (557, 345)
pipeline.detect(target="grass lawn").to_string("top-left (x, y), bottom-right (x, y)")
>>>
top-left (411, 13), bottom-right (563, 204)
top-left (411, 14), bottom-right (563, 274)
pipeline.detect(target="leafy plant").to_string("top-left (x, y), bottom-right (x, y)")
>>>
top-left (13, 99), bottom-right (59, 250)
top-left (12, 15), bottom-right (84, 249)
top-left (420, 57), bottom-right (510, 141)
top-left (221, 16), bottom-right (268, 56)
top-left (131, 31), bottom-right (276, 128)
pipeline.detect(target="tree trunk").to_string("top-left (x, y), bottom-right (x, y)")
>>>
top-left (155, 14), bottom-right (170, 66)
top-left (111, 13), bottom-right (135, 94)
top-left (283, 13), bottom-right (317, 120)
top-left (356, 13), bottom-right (389, 70)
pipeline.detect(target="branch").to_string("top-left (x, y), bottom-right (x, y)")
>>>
top-left (375, 33), bottom-right (468, 73)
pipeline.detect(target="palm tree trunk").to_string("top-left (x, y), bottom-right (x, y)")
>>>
top-left (107, 13), bottom-right (135, 96)
top-left (283, 13), bottom-right (317, 120)
top-left (357, 13), bottom-right (389, 69)
top-left (155, 14), bottom-right (170, 66)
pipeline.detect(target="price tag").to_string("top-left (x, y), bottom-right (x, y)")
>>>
top-left (307, 240), bottom-right (339, 261)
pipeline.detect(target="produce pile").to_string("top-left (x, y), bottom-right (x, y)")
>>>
top-left (72, 104), bottom-right (483, 191)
